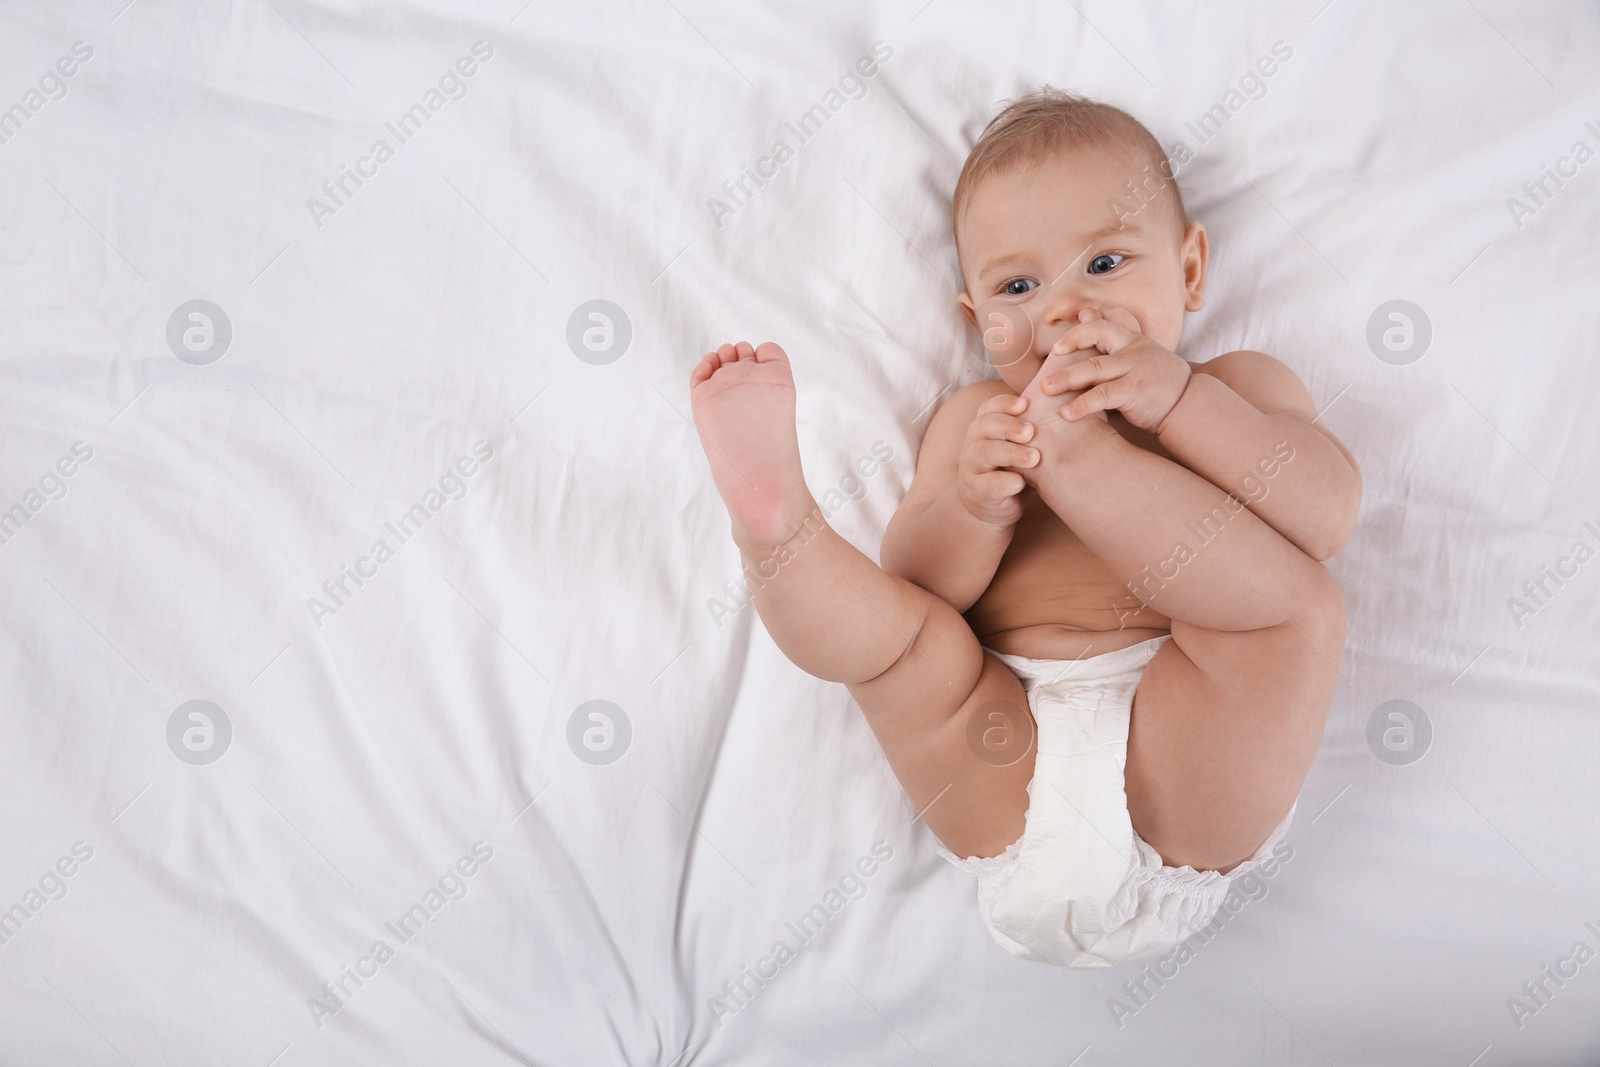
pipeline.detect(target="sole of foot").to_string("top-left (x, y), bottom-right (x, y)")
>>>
top-left (689, 340), bottom-right (815, 551)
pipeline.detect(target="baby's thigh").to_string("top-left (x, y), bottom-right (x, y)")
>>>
top-left (1124, 584), bottom-right (1345, 872)
top-left (850, 640), bottom-right (1036, 863)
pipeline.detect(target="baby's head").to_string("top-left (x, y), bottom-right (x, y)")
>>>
top-left (953, 88), bottom-right (1209, 393)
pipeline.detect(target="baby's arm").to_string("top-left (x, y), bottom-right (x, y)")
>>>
top-left (1155, 351), bottom-right (1361, 562)
top-left (1034, 311), bottom-right (1360, 563)
top-left (880, 382), bottom-right (1033, 611)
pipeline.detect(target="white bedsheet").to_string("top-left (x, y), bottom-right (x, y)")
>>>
top-left (2, 1), bottom-right (1598, 1064)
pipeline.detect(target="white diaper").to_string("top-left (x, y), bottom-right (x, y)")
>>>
top-left (938, 634), bottom-right (1297, 969)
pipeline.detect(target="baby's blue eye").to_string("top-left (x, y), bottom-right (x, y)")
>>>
top-left (1002, 278), bottom-right (1037, 296)
top-left (1088, 253), bottom-right (1125, 275)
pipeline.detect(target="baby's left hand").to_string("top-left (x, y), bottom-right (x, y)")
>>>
top-left (1037, 308), bottom-right (1193, 434)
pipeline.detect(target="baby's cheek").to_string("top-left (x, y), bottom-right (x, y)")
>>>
top-left (1142, 309), bottom-right (1185, 353)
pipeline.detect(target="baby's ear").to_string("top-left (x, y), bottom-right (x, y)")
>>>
top-left (957, 291), bottom-right (977, 326)
top-left (1181, 221), bottom-right (1209, 311)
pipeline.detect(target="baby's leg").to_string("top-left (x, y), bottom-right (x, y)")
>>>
top-left (691, 341), bottom-right (1033, 859)
top-left (1017, 374), bottom-right (1345, 873)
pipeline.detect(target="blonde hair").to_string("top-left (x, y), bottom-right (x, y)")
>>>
top-left (951, 87), bottom-right (1186, 248)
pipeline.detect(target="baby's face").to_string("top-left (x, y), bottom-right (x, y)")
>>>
top-left (957, 145), bottom-right (1208, 394)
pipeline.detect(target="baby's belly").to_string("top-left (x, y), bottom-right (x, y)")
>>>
top-left (965, 496), bottom-right (1171, 661)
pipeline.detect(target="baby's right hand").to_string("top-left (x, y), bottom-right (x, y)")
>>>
top-left (957, 393), bottom-right (1039, 527)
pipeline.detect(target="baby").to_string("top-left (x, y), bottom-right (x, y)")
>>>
top-left (688, 88), bottom-right (1361, 967)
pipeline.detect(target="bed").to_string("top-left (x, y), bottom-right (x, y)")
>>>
top-left (2, 0), bottom-right (1597, 1063)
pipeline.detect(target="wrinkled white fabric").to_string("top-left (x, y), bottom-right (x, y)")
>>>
top-left (4, 0), bottom-right (1598, 1060)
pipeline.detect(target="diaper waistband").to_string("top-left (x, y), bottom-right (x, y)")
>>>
top-left (982, 634), bottom-right (1171, 690)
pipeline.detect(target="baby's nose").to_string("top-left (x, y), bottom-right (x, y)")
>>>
top-left (1036, 304), bottom-right (1097, 353)
top-left (1039, 282), bottom-right (1096, 332)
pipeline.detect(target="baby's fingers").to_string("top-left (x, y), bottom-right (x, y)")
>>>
top-left (1040, 352), bottom-right (1123, 395)
top-left (973, 438), bottom-right (1039, 471)
top-left (976, 393), bottom-right (1030, 418)
top-left (1062, 382), bottom-right (1121, 420)
top-left (973, 410), bottom-right (1035, 443)
top-left (972, 468), bottom-right (1028, 501)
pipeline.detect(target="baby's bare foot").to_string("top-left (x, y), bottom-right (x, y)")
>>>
top-left (1015, 349), bottom-right (1110, 473)
top-left (689, 340), bottom-right (815, 551)
top-left (1018, 348), bottom-right (1105, 429)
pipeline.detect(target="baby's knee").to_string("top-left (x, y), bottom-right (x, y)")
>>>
top-left (1288, 566), bottom-right (1346, 651)
top-left (861, 589), bottom-right (982, 694)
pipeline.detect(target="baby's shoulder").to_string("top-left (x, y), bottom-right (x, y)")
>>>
top-left (1192, 349), bottom-right (1286, 381)
top-left (920, 378), bottom-right (1013, 440)
top-left (938, 378), bottom-right (1014, 420)
top-left (1192, 350), bottom-right (1315, 420)
top-left (950, 378), bottom-right (1015, 402)
top-left (910, 378), bottom-right (1014, 466)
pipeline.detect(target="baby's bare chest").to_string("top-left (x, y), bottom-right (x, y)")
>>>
top-left (989, 496), bottom-right (1120, 598)
top-left (963, 415), bottom-right (1174, 644)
